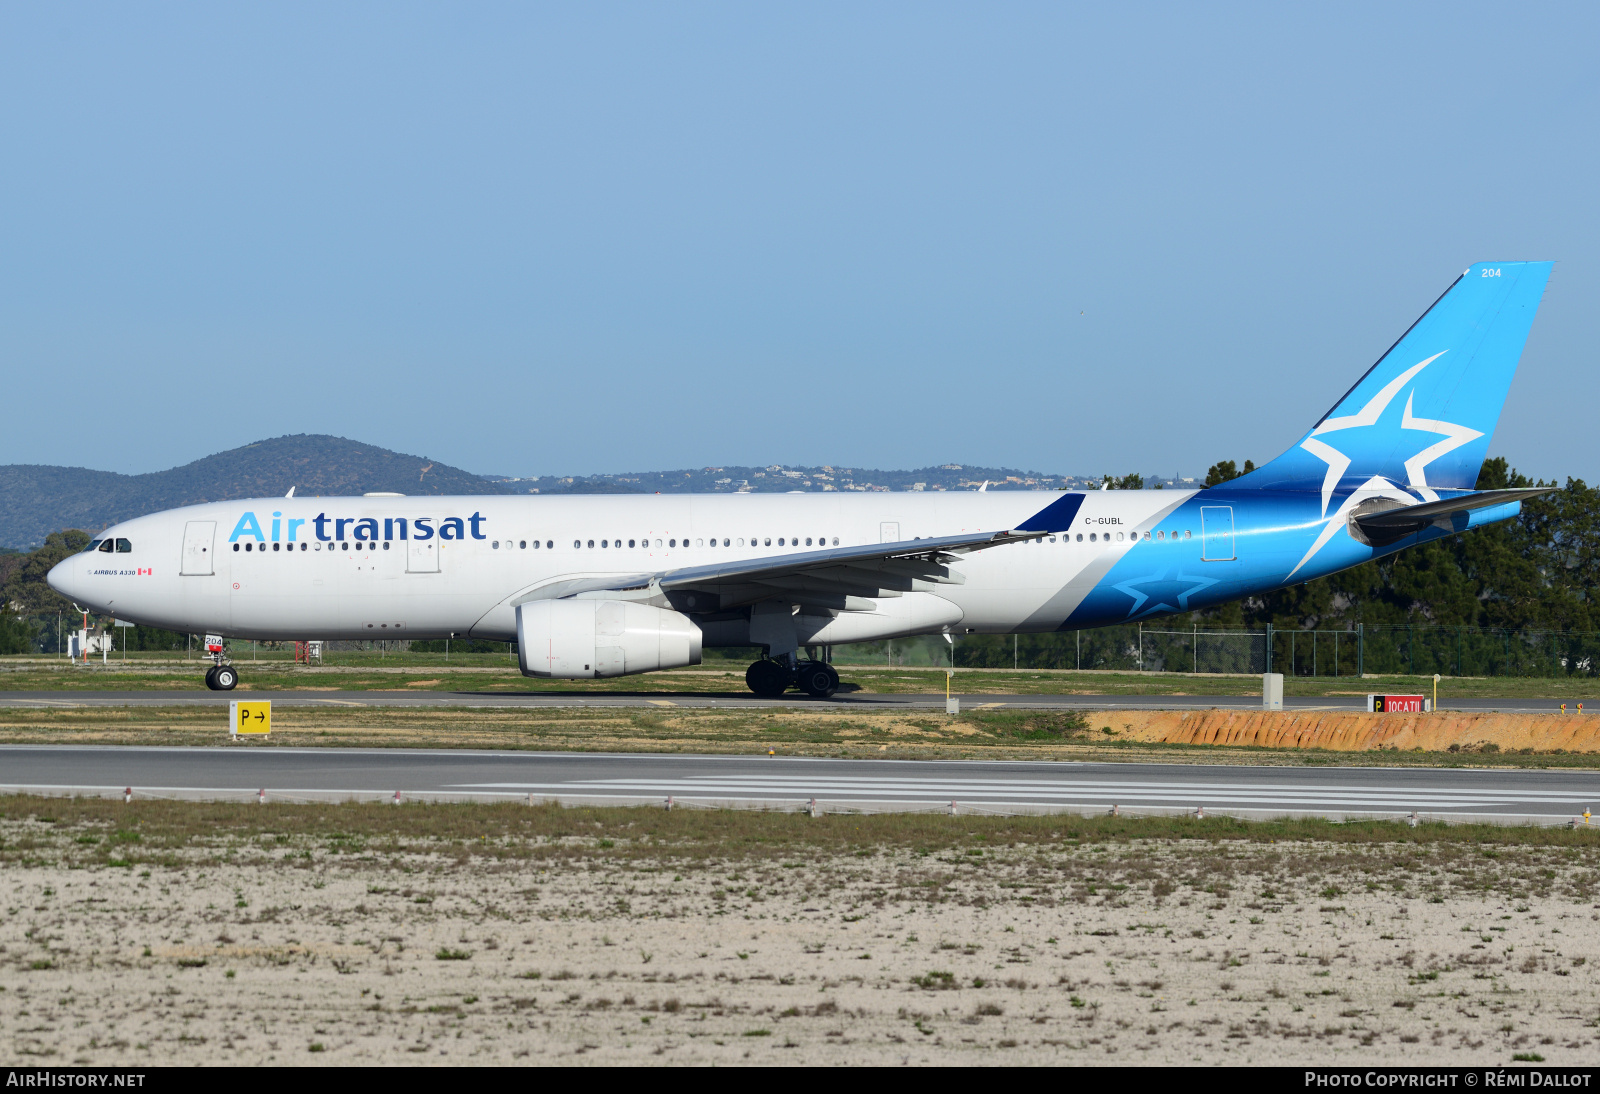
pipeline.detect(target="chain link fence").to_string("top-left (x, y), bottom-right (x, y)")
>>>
top-left (937, 625), bottom-right (1600, 678)
top-left (6, 610), bottom-right (1600, 678)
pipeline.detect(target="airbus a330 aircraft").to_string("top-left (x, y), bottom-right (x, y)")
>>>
top-left (50, 262), bottom-right (1554, 697)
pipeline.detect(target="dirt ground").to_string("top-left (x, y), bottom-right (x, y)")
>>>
top-left (4, 801), bottom-right (1599, 1066)
top-left (4, 704), bottom-right (1600, 772)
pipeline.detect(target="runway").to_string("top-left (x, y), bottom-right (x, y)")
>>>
top-left (0, 689), bottom-right (1580, 714)
top-left (4, 745), bottom-right (1597, 824)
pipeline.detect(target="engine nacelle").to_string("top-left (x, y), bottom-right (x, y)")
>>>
top-left (516, 599), bottom-right (702, 679)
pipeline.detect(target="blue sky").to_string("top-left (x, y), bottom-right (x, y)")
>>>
top-left (2, 3), bottom-right (1595, 482)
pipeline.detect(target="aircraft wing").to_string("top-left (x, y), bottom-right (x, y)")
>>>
top-left (519, 528), bottom-right (1048, 613)
top-left (1350, 488), bottom-right (1551, 547)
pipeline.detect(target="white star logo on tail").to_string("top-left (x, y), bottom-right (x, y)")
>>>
top-left (1287, 350), bottom-right (1482, 578)
top-left (1399, 390), bottom-right (1482, 503)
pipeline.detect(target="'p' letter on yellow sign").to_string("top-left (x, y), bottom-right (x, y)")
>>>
top-left (230, 700), bottom-right (271, 737)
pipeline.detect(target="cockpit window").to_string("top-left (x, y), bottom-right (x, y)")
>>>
top-left (97, 540), bottom-right (114, 553)
top-left (83, 539), bottom-right (102, 553)
top-left (115, 539), bottom-right (132, 553)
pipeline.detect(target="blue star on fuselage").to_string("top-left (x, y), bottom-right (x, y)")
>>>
top-left (1111, 569), bottom-right (1219, 619)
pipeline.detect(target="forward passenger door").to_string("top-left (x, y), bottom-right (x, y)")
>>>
top-left (180, 522), bottom-right (216, 575)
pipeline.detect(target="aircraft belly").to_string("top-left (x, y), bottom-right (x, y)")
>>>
top-left (159, 576), bottom-right (231, 633)
top-left (795, 592), bottom-right (963, 644)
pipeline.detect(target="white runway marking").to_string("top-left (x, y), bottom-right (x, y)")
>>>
top-left (451, 773), bottom-right (1593, 811)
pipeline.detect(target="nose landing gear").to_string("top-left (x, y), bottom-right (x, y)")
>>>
top-left (201, 634), bottom-right (238, 690)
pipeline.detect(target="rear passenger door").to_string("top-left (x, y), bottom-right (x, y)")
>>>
top-left (1200, 506), bottom-right (1235, 561)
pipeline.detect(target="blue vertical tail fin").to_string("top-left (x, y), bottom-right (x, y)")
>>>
top-left (1230, 261), bottom-right (1552, 515)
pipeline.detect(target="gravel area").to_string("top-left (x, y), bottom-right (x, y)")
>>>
top-left (5, 809), bottom-right (1600, 1065)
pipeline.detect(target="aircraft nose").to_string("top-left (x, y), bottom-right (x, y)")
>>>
top-left (47, 555), bottom-right (81, 601)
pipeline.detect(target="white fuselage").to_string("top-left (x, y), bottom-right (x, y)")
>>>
top-left (50, 489), bottom-right (1201, 645)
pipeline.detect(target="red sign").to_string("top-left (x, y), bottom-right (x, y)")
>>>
top-left (1370, 694), bottom-right (1430, 713)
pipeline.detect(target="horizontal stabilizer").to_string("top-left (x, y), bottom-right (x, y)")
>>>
top-left (1349, 488), bottom-right (1550, 547)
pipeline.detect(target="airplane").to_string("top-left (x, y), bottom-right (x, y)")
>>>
top-left (50, 261), bottom-right (1554, 697)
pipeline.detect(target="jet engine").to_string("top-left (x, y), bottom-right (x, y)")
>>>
top-left (516, 599), bottom-right (702, 679)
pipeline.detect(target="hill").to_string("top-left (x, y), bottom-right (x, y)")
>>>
top-left (486, 464), bottom-right (1148, 495)
top-left (0, 435), bottom-right (511, 548)
top-left (0, 434), bottom-right (1197, 549)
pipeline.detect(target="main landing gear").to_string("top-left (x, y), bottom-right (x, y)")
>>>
top-left (745, 649), bottom-right (840, 699)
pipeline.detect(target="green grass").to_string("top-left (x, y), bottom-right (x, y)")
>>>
top-left (2, 655), bottom-right (1595, 700)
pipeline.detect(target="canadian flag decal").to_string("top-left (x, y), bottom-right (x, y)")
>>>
top-left (138, 567), bottom-right (152, 576)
